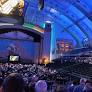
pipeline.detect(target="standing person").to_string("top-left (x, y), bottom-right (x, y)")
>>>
top-left (73, 78), bottom-right (86, 92)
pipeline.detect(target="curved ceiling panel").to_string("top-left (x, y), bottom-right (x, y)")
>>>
top-left (65, 5), bottom-right (84, 21)
top-left (68, 25), bottom-right (86, 39)
top-left (25, 6), bottom-right (87, 44)
top-left (65, 0), bottom-right (92, 20)
top-left (44, 8), bottom-right (88, 43)
top-left (24, 0), bottom-right (92, 48)
top-left (74, 0), bottom-right (92, 12)
top-left (44, 0), bottom-right (90, 39)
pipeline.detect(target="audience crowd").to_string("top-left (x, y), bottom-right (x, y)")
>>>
top-left (0, 63), bottom-right (92, 92)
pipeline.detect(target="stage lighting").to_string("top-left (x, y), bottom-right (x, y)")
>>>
top-left (0, 0), bottom-right (19, 14)
top-left (0, 0), bottom-right (24, 15)
top-left (45, 21), bottom-right (51, 23)
top-left (0, 0), bottom-right (24, 25)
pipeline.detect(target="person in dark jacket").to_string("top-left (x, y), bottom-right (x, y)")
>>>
top-left (67, 80), bottom-right (79, 92)
top-left (2, 73), bottom-right (25, 92)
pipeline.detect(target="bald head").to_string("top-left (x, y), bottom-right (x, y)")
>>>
top-left (35, 80), bottom-right (47, 92)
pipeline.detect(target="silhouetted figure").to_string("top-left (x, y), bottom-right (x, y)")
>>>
top-left (2, 73), bottom-right (25, 92)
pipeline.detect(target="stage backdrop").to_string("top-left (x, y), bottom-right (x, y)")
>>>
top-left (0, 39), bottom-right (40, 63)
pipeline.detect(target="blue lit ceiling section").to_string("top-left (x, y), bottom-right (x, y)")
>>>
top-left (65, 4), bottom-right (84, 21)
top-left (24, 0), bottom-right (92, 48)
top-left (74, 0), bottom-right (92, 12)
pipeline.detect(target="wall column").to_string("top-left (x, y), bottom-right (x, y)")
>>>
top-left (41, 22), bottom-right (52, 63)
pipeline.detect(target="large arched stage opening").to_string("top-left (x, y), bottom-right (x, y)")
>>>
top-left (0, 25), bottom-right (44, 64)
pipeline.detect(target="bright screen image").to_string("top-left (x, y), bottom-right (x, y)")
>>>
top-left (9, 55), bottom-right (19, 61)
top-left (0, 0), bottom-right (24, 16)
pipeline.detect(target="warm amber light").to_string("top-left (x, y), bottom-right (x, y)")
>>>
top-left (41, 57), bottom-right (50, 65)
top-left (18, 0), bottom-right (24, 9)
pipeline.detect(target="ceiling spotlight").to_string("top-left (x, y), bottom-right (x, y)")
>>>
top-left (45, 21), bottom-right (51, 23)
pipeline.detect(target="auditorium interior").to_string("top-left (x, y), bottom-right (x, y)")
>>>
top-left (0, 0), bottom-right (92, 92)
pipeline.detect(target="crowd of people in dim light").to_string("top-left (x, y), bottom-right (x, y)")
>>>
top-left (0, 63), bottom-right (92, 92)
top-left (62, 55), bottom-right (92, 64)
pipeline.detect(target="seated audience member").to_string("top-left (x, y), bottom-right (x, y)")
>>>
top-left (55, 79), bottom-right (67, 92)
top-left (67, 80), bottom-right (79, 92)
top-left (35, 80), bottom-right (47, 92)
top-left (1, 73), bottom-right (25, 92)
top-left (28, 75), bottom-right (38, 92)
top-left (73, 78), bottom-right (86, 92)
top-left (83, 79), bottom-right (92, 92)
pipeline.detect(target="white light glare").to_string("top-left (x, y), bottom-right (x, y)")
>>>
top-left (0, 0), bottom-right (19, 14)
top-left (50, 8), bottom-right (58, 13)
top-left (45, 21), bottom-right (51, 23)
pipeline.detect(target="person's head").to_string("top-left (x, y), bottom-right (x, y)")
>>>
top-left (55, 80), bottom-right (66, 92)
top-left (2, 73), bottom-right (25, 92)
top-left (73, 79), bottom-right (79, 86)
top-left (31, 75), bottom-right (38, 85)
top-left (35, 80), bottom-right (47, 92)
top-left (80, 78), bottom-right (86, 85)
top-left (85, 79), bottom-right (92, 90)
top-left (55, 84), bottom-right (67, 92)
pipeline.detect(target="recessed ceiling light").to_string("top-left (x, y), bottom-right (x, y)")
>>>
top-left (45, 21), bottom-right (51, 23)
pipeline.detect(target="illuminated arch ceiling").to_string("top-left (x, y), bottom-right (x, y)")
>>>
top-left (24, 0), bottom-right (92, 48)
